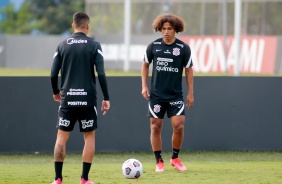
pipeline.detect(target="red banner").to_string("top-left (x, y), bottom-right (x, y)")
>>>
top-left (180, 36), bottom-right (277, 74)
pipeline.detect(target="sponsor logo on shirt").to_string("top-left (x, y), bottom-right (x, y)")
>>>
top-left (164, 50), bottom-right (171, 54)
top-left (59, 117), bottom-right (70, 127)
top-left (81, 120), bottom-right (94, 129)
top-left (153, 42), bottom-right (162, 44)
top-left (170, 101), bottom-right (183, 106)
top-left (67, 38), bottom-right (88, 44)
top-left (67, 88), bottom-right (87, 96)
top-left (157, 57), bottom-right (173, 62)
top-left (156, 57), bottom-right (179, 72)
top-left (68, 101), bottom-right (87, 105)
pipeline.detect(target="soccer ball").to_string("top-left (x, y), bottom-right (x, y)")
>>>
top-left (122, 158), bottom-right (143, 179)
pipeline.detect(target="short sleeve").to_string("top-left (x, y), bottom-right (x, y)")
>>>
top-left (183, 44), bottom-right (193, 68)
top-left (144, 43), bottom-right (154, 64)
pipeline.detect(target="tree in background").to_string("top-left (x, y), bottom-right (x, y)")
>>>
top-left (1, 1), bottom-right (282, 36)
top-left (0, 2), bottom-right (34, 34)
top-left (0, 0), bottom-right (84, 35)
top-left (27, 0), bottom-right (84, 34)
top-left (86, 1), bottom-right (282, 36)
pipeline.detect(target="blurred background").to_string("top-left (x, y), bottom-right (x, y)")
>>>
top-left (0, 0), bottom-right (282, 75)
top-left (1, 1), bottom-right (282, 154)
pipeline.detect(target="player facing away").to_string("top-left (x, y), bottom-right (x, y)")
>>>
top-left (141, 14), bottom-right (194, 172)
top-left (50, 12), bottom-right (110, 184)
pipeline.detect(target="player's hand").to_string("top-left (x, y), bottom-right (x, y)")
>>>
top-left (186, 94), bottom-right (194, 109)
top-left (53, 93), bottom-right (61, 102)
top-left (101, 100), bottom-right (110, 115)
top-left (141, 87), bottom-right (150, 100)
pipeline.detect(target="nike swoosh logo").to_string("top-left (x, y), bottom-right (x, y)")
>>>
top-left (156, 49), bottom-right (162, 52)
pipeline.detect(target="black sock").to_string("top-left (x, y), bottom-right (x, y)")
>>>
top-left (81, 162), bottom-right (92, 181)
top-left (54, 162), bottom-right (63, 180)
top-left (172, 148), bottom-right (180, 159)
top-left (154, 150), bottom-right (163, 163)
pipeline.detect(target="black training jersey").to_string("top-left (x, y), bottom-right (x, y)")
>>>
top-left (144, 38), bottom-right (193, 101)
top-left (51, 32), bottom-right (109, 107)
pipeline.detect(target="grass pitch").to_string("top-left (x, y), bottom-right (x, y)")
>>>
top-left (0, 67), bottom-right (141, 76)
top-left (0, 151), bottom-right (281, 184)
top-left (1, 67), bottom-right (279, 76)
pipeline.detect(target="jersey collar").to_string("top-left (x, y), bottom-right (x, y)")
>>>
top-left (73, 32), bottom-right (87, 36)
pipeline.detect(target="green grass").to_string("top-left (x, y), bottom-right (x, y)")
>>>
top-left (0, 151), bottom-right (282, 184)
top-left (1, 67), bottom-right (280, 76)
top-left (0, 67), bottom-right (142, 76)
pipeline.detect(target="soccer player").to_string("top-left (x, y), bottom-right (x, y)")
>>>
top-left (141, 14), bottom-right (194, 172)
top-left (50, 12), bottom-right (110, 184)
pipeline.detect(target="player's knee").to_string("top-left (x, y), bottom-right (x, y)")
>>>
top-left (151, 125), bottom-right (162, 134)
top-left (173, 124), bottom-right (184, 134)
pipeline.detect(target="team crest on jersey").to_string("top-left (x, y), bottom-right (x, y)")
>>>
top-left (173, 48), bottom-right (180, 56)
top-left (153, 104), bottom-right (161, 113)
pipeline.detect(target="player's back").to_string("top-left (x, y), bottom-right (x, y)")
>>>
top-left (59, 32), bottom-right (99, 107)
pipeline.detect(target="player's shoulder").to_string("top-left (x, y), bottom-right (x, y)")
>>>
top-left (85, 35), bottom-right (98, 43)
top-left (175, 38), bottom-right (190, 49)
top-left (151, 38), bottom-right (163, 45)
top-left (79, 34), bottom-right (99, 45)
top-left (147, 38), bottom-right (163, 49)
top-left (87, 36), bottom-right (102, 48)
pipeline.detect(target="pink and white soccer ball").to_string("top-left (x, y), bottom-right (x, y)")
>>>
top-left (122, 158), bottom-right (143, 179)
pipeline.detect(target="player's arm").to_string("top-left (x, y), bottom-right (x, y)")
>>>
top-left (185, 67), bottom-right (194, 109)
top-left (50, 47), bottom-right (62, 102)
top-left (94, 43), bottom-right (110, 115)
top-left (141, 62), bottom-right (150, 100)
top-left (141, 44), bottom-right (153, 100)
top-left (184, 45), bottom-right (194, 109)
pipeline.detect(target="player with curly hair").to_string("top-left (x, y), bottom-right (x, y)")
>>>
top-left (141, 14), bottom-right (194, 172)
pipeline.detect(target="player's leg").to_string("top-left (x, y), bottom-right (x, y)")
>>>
top-left (82, 130), bottom-right (95, 162)
top-left (150, 117), bottom-right (163, 158)
top-left (167, 99), bottom-right (187, 171)
top-left (150, 117), bottom-right (165, 171)
top-left (79, 107), bottom-right (97, 184)
top-left (80, 130), bottom-right (95, 184)
top-left (170, 115), bottom-right (187, 171)
top-left (52, 107), bottom-right (75, 183)
top-left (171, 115), bottom-right (185, 153)
top-left (53, 129), bottom-right (70, 183)
top-left (54, 130), bottom-right (70, 161)
top-left (148, 100), bottom-right (166, 171)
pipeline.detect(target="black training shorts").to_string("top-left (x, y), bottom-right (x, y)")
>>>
top-left (148, 98), bottom-right (185, 119)
top-left (57, 106), bottom-right (97, 132)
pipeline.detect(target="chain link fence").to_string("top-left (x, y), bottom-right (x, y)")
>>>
top-left (86, 0), bottom-right (282, 36)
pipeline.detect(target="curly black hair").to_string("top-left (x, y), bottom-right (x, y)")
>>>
top-left (152, 14), bottom-right (185, 33)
